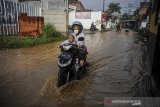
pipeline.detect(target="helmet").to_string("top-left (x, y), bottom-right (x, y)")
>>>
top-left (72, 21), bottom-right (83, 33)
top-left (69, 33), bottom-right (76, 39)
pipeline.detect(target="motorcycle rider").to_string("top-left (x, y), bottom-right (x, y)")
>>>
top-left (72, 21), bottom-right (85, 40)
top-left (116, 23), bottom-right (121, 32)
top-left (61, 21), bottom-right (87, 53)
top-left (61, 33), bottom-right (76, 45)
top-left (90, 22), bottom-right (97, 31)
top-left (125, 22), bottom-right (129, 32)
top-left (71, 21), bottom-right (88, 53)
top-left (72, 21), bottom-right (88, 79)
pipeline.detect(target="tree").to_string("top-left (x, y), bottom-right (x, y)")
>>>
top-left (120, 13), bottom-right (133, 21)
top-left (107, 3), bottom-right (121, 13)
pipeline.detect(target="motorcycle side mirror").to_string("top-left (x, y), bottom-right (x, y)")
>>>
top-left (68, 25), bottom-right (72, 28)
top-left (78, 37), bottom-right (84, 41)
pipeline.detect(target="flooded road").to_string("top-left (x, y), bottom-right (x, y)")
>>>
top-left (0, 30), bottom-right (155, 107)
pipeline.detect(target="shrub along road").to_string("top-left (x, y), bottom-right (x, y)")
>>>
top-left (0, 24), bottom-right (65, 49)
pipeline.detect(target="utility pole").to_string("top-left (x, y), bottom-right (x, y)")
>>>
top-left (128, 3), bottom-right (133, 15)
top-left (65, 0), bottom-right (69, 33)
top-left (103, 0), bottom-right (105, 12)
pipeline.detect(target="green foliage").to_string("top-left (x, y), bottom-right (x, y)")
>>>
top-left (43, 23), bottom-right (57, 37)
top-left (120, 13), bottom-right (134, 21)
top-left (0, 24), bottom-right (65, 49)
top-left (107, 2), bottom-right (121, 13)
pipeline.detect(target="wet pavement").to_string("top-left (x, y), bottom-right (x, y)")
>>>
top-left (0, 30), bottom-right (156, 107)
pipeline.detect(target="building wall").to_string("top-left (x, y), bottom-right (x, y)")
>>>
top-left (149, 12), bottom-right (158, 34)
top-left (151, 0), bottom-right (160, 75)
top-left (69, 11), bottom-right (102, 30)
top-left (42, 10), bottom-right (66, 32)
top-left (147, 0), bottom-right (159, 74)
top-left (42, 0), bottom-right (65, 11)
top-left (148, 11), bottom-right (158, 65)
top-left (15, 0), bottom-right (67, 32)
top-left (42, 0), bottom-right (67, 32)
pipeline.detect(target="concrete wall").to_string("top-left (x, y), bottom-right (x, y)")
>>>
top-left (13, 0), bottom-right (67, 32)
top-left (42, 10), bottom-right (66, 32)
top-left (69, 11), bottom-right (102, 30)
top-left (41, 0), bottom-right (66, 32)
top-left (42, 0), bottom-right (65, 11)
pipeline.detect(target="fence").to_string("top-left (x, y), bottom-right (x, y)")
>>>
top-left (0, 0), bottom-right (41, 36)
top-left (19, 13), bottom-right (43, 36)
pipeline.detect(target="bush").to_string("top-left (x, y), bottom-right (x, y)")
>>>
top-left (42, 23), bottom-right (64, 38)
top-left (0, 24), bottom-right (66, 49)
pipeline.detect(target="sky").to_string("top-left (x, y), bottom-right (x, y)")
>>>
top-left (80, 0), bottom-right (148, 14)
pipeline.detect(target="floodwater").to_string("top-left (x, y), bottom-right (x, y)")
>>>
top-left (0, 30), bottom-right (156, 107)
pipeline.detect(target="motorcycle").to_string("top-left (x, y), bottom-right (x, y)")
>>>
top-left (57, 40), bottom-right (88, 87)
top-left (90, 23), bottom-right (98, 32)
top-left (125, 24), bottom-right (129, 33)
top-left (101, 24), bottom-right (106, 32)
top-left (125, 28), bottom-right (129, 32)
top-left (68, 25), bottom-right (73, 33)
top-left (116, 24), bottom-right (121, 32)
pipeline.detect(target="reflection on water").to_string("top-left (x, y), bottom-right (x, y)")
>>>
top-left (0, 30), bottom-right (156, 107)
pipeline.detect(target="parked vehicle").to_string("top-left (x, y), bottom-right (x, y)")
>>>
top-left (57, 42), bottom-right (88, 87)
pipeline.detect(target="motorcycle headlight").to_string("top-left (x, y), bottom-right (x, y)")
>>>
top-left (58, 58), bottom-right (72, 67)
top-left (63, 45), bottom-right (72, 50)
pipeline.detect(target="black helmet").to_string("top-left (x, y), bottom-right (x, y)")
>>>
top-left (72, 21), bottom-right (83, 33)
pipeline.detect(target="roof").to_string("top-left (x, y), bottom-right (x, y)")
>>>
top-left (84, 9), bottom-right (93, 12)
top-left (69, 1), bottom-right (85, 11)
top-left (139, 7), bottom-right (148, 15)
top-left (138, 2), bottom-right (150, 21)
top-left (140, 2), bottom-right (151, 8)
top-left (69, 0), bottom-right (78, 3)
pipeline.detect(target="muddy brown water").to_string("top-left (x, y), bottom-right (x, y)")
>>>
top-left (0, 30), bottom-right (155, 107)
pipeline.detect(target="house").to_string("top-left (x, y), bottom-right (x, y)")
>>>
top-left (69, 0), bottom-right (100, 30)
top-left (138, 2), bottom-right (151, 29)
top-left (69, 0), bottom-right (93, 12)
top-left (104, 12), bottom-right (120, 29)
top-left (69, 0), bottom-right (85, 11)
top-left (69, 11), bottom-right (103, 30)
top-left (138, 2), bottom-right (151, 21)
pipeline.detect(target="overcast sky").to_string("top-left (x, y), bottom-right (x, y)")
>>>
top-left (80, 0), bottom-right (148, 13)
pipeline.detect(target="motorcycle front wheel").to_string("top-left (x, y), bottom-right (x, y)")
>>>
top-left (57, 68), bottom-right (68, 88)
